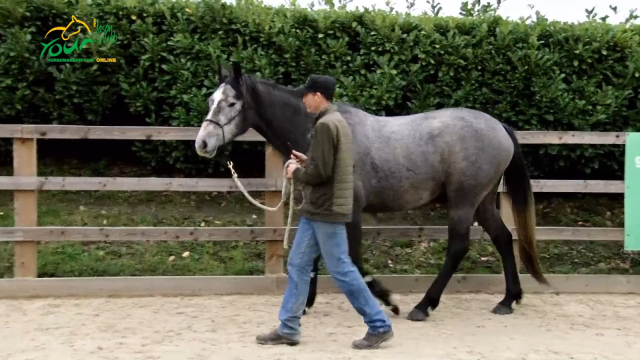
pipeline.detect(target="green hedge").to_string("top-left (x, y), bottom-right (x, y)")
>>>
top-left (1, 0), bottom-right (639, 178)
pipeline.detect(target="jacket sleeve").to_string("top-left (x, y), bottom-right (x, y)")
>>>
top-left (292, 120), bottom-right (335, 185)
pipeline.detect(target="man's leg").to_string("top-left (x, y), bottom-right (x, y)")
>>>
top-left (256, 216), bottom-right (320, 345)
top-left (311, 219), bottom-right (393, 349)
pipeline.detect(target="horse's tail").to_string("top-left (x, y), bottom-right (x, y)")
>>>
top-left (500, 123), bottom-right (549, 286)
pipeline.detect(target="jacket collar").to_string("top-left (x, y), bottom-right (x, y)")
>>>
top-left (314, 103), bottom-right (337, 124)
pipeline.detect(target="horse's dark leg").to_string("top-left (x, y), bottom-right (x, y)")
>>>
top-left (303, 255), bottom-right (321, 314)
top-left (346, 208), bottom-right (400, 316)
top-left (475, 190), bottom-right (523, 315)
top-left (407, 199), bottom-right (476, 321)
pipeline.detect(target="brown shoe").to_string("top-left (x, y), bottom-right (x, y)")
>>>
top-left (256, 329), bottom-right (299, 346)
top-left (351, 329), bottom-right (394, 349)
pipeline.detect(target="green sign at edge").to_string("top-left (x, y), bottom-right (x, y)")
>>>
top-left (624, 132), bottom-right (640, 251)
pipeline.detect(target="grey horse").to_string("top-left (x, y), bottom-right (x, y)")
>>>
top-left (194, 63), bottom-right (549, 321)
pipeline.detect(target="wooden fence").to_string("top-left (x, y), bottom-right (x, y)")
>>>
top-left (0, 124), bottom-right (636, 298)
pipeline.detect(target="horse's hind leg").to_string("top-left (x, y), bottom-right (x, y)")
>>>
top-left (475, 188), bottom-right (523, 314)
top-left (407, 197), bottom-right (476, 321)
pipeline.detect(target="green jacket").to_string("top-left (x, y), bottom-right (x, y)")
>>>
top-left (292, 104), bottom-right (354, 223)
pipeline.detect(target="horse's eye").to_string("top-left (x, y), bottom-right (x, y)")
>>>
top-left (229, 102), bottom-right (237, 107)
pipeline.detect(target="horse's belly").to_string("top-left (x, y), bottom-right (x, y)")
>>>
top-left (362, 177), bottom-right (442, 213)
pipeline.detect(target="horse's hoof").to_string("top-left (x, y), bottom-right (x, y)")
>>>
top-left (491, 304), bottom-right (514, 315)
top-left (406, 308), bottom-right (428, 321)
top-left (389, 305), bottom-right (400, 316)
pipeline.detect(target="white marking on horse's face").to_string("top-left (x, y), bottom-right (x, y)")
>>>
top-left (195, 84), bottom-right (244, 158)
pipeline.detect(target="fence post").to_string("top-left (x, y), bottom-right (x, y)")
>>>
top-left (264, 144), bottom-right (284, 275)
top-left (13, 138), bottom-right (38, 278)
top-left (499, 190), bottom-right (520, 273)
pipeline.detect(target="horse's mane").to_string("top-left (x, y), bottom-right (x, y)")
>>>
top-left (240, 75), bottom-right (303, 109)
top-left (239, 74), bottom-right (363, 115)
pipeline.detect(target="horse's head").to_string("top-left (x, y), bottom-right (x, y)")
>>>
top-left (62, 15), bottom-right (91, 40)
top-left (195, 62), bottom-right (252, 158)
top-left (45, 15), bottom-right (91, 41)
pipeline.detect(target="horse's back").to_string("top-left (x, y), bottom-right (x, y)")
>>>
top-left (338, 105), bottom-right (515, 211)
top-left (342, 106), bottom-right (514, 165)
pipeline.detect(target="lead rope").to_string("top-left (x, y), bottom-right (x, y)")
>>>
top-left (226, 160), bottom-right (302, 249)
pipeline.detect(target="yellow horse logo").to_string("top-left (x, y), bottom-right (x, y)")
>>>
top-left (45, 15), bottom-right (92, 41)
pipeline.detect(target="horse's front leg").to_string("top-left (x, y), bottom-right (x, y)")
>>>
top-left (346, 209), bottom-right (400, 316)
top-left (304, 255), bottom-right (321, 314)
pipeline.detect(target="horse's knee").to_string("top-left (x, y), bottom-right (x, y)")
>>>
top-left (447, 213), bottom-right (473, 261)
top-left (448, 238), bottom-right (470, 262)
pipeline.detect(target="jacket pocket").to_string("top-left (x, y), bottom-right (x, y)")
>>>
top-left (309, 182), bottom-right (333, 211)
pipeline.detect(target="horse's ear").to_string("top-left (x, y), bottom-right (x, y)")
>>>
top-left (282, 70), bottom-right (292, 85)
top-left (231, 61), bottom-right (242, 82)
top-left (217, 63), bottom-right (230, 84)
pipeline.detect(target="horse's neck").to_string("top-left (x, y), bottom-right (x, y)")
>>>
top-left (251, 111), bottom-right (311, 160)
top-left (250, 82), bottom-right (313, 158)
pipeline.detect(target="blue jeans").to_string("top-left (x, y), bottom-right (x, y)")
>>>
top-left (277, 216), bottom-right (392, 340)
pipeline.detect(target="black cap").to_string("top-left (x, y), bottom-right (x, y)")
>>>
top-left (299, 74), bottom-right (336, 101)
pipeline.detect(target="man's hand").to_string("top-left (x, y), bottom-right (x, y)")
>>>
top-left (291, 150), bottom-right (307, 165)
top-left (286, 162), bottom-right (299, 179)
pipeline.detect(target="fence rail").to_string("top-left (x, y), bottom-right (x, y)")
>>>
top-left (0, 177), bottom-right (625, 192)
top-left (0, 124), bottom-right (632, 297)
top-left (2, 124), bottom-right (628, 144)
top-left (0, 226), bottom-right (624, 242)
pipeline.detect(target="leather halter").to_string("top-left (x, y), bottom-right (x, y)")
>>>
top-left (203, 111), bottom-right (240, 145)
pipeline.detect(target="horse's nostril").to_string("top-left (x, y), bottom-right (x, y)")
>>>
top-left (201, 140), bottom-right (208, 150)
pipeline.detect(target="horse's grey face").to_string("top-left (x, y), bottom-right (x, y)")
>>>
top-left (195, 83), bottom-right (244, 158)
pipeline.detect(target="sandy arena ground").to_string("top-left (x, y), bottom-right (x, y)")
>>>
top-left (1, 293), bottom-right (639, 360)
